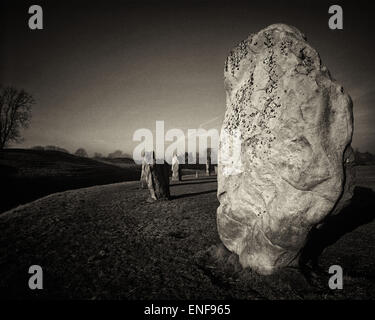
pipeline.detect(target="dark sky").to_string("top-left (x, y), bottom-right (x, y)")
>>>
top-left (1, 0), bottom-right (374, 156)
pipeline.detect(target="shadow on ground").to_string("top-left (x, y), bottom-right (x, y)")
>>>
top-left (171, 189), bottom-right (217, 200)
top-left (300, 186), bottom-right (375, 269)
top-left (171, 178), bottom-right (217, 187)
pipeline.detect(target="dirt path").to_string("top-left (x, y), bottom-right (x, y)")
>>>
top-left (0, 174), bottom-right (374, 299)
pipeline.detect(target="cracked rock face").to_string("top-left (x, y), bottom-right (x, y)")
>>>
top-left (217, 24), bottom-right (354, 275)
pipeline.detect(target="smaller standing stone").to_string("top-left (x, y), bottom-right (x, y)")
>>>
top-left (140, 153), bottom-right (148, 189)
top-left (171, 153), bottom-right (181, 181)
top-left (206, 156), bottom-right (211, 176)
top-left (206, 148), bottom-right (212, 176)
top-left (144, 152), bottom-right (170, 200)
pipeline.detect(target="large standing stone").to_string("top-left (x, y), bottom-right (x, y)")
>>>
top-left (144, 152), bottom-right (170, 200)
top-left (217, 24), bottom-right (354, 275)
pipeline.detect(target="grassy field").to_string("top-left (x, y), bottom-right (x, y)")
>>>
top-left (0, 149), bottom-right (141, 213)
top-left (0, 166), bottom-right (374, 299)
top-left (0, 149), bottom-right (210, 213)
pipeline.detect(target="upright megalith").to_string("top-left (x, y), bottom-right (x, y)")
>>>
top-left (217, 24), bottom-right (354, 275)
top-left (171, 153), bottom-right (181, 181)
top-left (140, 152), bottom-right (149, 189)
top-left (206, 148), bottom-right (212, 176)
top-left (143, 152), bottom-right (170, 200)
top-left (206, 157), bottom-right (212, 176)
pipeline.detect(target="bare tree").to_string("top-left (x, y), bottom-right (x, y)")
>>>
top-left (0, 86), bottom-right (34, 149)
top-left (75, 148), bottom-right (88, 158)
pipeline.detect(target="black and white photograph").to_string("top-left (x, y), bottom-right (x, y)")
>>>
top-left (0, 0), bottom-right (374, 309)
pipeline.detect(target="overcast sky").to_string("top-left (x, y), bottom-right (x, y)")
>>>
top-left (1, 0), bottom-right (374, 156)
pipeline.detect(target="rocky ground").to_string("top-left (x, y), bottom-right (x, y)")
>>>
top-left (0, 169), bottom-right (374, 300)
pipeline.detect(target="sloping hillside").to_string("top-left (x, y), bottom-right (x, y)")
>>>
top-left (0, 149), bottom-right (141, 213)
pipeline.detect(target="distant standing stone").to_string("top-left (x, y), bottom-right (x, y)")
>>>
top-left (206, 156), bottom-right (212, 176)
top-left (217, 24), bottom-right (354, 275)
top-left (140, 155), bottom-right (149, 189)
top-left (171, 154), bottom-right (181, 181)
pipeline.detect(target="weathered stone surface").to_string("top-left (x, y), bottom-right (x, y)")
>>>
top-left (217, 24), bottom-right (354, 275)
top-left (171, 154), bottom-right (181, 181)
top-left (144, 153), bottom-right (170, 200)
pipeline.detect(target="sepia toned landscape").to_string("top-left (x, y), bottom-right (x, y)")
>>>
top-left (1, 0), bottom-right (375, 304)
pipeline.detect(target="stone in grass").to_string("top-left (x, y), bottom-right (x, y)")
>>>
top-left (217, 24), bottom-right (354, 275)
top-left (171, 153), bottom-right (181, 181)
top-left (144, 152), bottom-right (170, 201)
top-left (140, 152), bottom-right (149, 189)
top-left (206, 156), bottom-right (212, 176)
